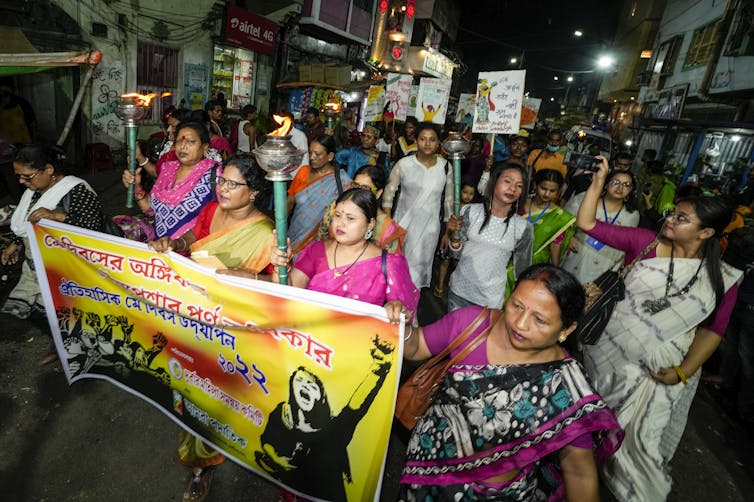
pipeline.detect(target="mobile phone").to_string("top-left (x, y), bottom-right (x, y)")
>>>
top-left (564, 151), bottom-right (598, 171)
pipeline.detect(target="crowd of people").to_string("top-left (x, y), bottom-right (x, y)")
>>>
top-left (2, 97), bottom-right (753, 502)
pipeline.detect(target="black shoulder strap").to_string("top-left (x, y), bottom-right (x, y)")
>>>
top-left (531, 148), bottom-right (545, 169)
top-left (334, 167), bottom-right (344, 195)
top-left (210, 163), bottom-right (219, 201)
top-left (381, 249), bottom-right (387, 280)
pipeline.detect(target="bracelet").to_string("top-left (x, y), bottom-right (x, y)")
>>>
top-left (403, 324), bottom-right (414, 342)
top-left (673, 365), bottom-right (688, 385)
top-left (134, 190), bottom-right (147, 201)
top-left (174, 237), bottom-right (186, 252)
top-left (138, 158), bottom-right (149, 167)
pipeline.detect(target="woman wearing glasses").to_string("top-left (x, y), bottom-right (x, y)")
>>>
top-left (149, 154), bottom-right (274, 279)
top-left (561, 170), bottom-right (639, 283)
top-left (2, 144), bottom-right (105, 320)
top-left (575, 157), bottom-right (742, 501)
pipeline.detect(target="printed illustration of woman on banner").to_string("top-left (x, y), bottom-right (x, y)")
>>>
top-left (255, 336), bottom-right (394, 502)
top-left (475, 79), bottom-right (497, 123)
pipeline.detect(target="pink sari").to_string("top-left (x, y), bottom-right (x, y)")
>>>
top-left (294, 241), bottom-right (419, 317)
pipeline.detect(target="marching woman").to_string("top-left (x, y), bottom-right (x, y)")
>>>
top-left (576, 156), bottom-right (742, 501)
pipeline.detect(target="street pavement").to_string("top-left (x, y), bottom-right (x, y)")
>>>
top-left (1, 170), bottom-right (753, 501)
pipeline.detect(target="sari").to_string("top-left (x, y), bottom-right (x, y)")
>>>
top-left (526, 205), bottom-right (575, 264)
top-left (400, 308), bottom-right (623, 501)
top-left (189, 202), bottom-right (274, 273)
top-left (295, 240), bottom-right (419, 315)
top-left (150, 157), bottom-right (218, 239)
top-left (582, 224), bottom-right (742, 501)
top-left (317, 203), bottom-right (406, 253)
top-left (288, 167), bottom-right (351, 257)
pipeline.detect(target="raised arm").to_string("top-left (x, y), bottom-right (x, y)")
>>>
top-left (575, 156), bottom-right (609, 232)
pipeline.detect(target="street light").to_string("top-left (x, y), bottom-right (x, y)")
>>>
top-left (509, 57), bottom-right (518, 65)
top-left (574, 29), bottom-right (583, 37)
top-left (567, 75), bottom-right (574, 82)
top-left (597, 55), bottom-right (615, 69)
top-left (553, 76), bottom-right (559, 81)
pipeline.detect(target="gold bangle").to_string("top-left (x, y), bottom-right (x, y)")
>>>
top-left (673, 365), bottom-right (688, 385)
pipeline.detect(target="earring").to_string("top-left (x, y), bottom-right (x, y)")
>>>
top-left (364, 227), bottom-right (374, 240)
top-left (558, 334), bottom-right (567, 343)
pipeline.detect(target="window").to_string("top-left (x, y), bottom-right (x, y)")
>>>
top-left (683, 20), bottom-right (721, 69)
top-left (137, 42), bottom-right (179, 88)
top-left (724, 0), bottom-right (754, 56)
top-left (652, 37), bottom-right (682, 75)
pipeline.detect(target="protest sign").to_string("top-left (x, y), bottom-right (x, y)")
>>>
top-left (415, 78), bottom-right (451, 124)
top-left (363, 85), bottom-right (386, 122)
top-left (472, 70), bottom-right (526, 134)
top-left (29, 221), bottom-right (403, 502)
top-left (455, 93), bottom-right (475, 128)
top-left (407, 85), bottom-right (419, 118)
top-left (520, 97), bottom-right (542, 129)
top-left (384, 73), bottom-right (413, 122)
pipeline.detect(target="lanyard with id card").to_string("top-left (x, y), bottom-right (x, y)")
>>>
top-left (588, 198), bottom-right (623, 251)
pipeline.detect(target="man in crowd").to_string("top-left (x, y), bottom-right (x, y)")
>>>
top-left (205, 100), bottom-right (224, 137)
top-left (302, 106), bottom-right (325, 144)
top-left (526, 129), bottom-right (567, 177)
top-left (612, 151), bottom-right (634, 171)
top-left (334, 124), bottom-right (390, 178)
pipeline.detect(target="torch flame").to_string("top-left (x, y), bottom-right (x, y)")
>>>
top-left (324, 101), bottom-right (342, 113)
top-left (122, 92), bottom-right (159, 107)
top-left (161, 91), bottom-right (172, 98)
top-left (270, 114), bottom-right (293, 136)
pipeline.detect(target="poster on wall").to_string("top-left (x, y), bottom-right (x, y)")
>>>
top-left (363, 85), bottom-right (386, 122)
top-left (520, 97), bottom-right (542, 129)
top-left (90, 58), bottom-right (124, 146)
top-left (384, 73), bottom-right (413, 122)
top-left (184, 63), bottom-right (209, 110)
top-left (415, 78), bottom-right (451, 124)
top-left (653, 83), bottom-right (688, 120)
top-left (232, 57), bottom-right (254, 108)
top-left (407, 85), bottom-right (419, 118)
top-left (472, 70), bottom-right (526, 134)
top-left (455, 93), bottom-right (475, 128)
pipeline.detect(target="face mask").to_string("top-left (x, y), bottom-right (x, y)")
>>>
top-left (546, 144), bottom-right (559, 152)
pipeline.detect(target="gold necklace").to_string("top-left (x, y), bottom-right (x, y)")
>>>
top-left (333, 241), bottom-right (369, 278)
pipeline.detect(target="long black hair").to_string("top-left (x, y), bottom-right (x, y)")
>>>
top-left (677, 195), bottom-right (733, 307)
top-left (514, 264), bottom-right (585, 328)
top-left (15, 144), bottom-right (66, 174)
top-left (286, 367), bottom-right (331, 430)
top-left (224, 153), bottom-right (273, 218)
top-left (480, 162), bottom-right (526, 233)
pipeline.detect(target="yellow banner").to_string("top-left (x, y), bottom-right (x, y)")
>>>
top-left (28, 221), bottom-right (404, 502)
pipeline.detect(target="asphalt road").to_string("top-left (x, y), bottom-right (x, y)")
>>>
top-left (0, 171), bottom-right (753, 501)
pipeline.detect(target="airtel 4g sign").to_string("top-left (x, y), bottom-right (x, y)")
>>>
top-left (225, 4), bottom-right (277, 55)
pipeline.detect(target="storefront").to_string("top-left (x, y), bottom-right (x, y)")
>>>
top-left (212, 4), bottom-right (277, 111)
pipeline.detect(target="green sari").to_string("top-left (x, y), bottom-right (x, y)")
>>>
top-left (506, 206), bottom-right (575, 296)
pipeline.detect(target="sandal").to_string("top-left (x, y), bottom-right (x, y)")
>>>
top-left (183, 467), bottom-right (215, 502)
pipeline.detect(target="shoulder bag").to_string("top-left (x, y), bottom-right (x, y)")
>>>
top-left (395, 307), bottom-right (500, 429)
top-left (577, 238), bottom-right (658, 345)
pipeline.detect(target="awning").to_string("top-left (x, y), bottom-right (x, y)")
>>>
top-left (0, 27), bottom-right (101, 76)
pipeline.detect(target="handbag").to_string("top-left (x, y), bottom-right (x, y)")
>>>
top-left (576, 238), bottom-right (659, 345)
top-left (395, 308), bottom-right (499, 430)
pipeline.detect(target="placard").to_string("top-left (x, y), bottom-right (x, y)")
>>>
top-left (473, 70), bottom-right (526, 134)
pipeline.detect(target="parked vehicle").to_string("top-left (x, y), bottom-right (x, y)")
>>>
top-left (566, 125), bottom-right (613, 159)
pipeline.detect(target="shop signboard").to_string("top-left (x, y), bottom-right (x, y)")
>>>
top-left (225, 4), bottom-right (277, 56)
top-left (415, 78), bottom-right (451, 124)
top-left (472, 70), bottom-right (526, 134)
top-left (384, 73), bottom-right (413, 122)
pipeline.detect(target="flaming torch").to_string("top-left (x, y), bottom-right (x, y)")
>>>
top-left (441, 131), bottom-right (471, 241)
top-left (252, 115), bottom-right (306, 284)
top-left (322, 100), bottom-right (342, 130)
top-left (116, 93), bottom-right (157, 208)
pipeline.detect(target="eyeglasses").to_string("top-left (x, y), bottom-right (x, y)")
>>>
top-left (16, 171), bottom-right (41, 181)
top-left (217, 177), bottom-right (247, 190)
top-left (350, 182), bottom-right (378, 193)
top-left (664, 211), bottom-right (700, 225)
top-left (608, 179), bottom-right (633, 189)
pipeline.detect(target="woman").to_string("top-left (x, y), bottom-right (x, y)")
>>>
top-left (383, 122), bottom-right (452, 289)
top-left (148, 154), bottom-right (273, 501)
top-left (256, 337), bottom-right (392, 502)
top-left (576, 158), bottom-right (742, 501)
top-left (123, 122), bottom-right (220, 240)
top-left (520, 168), bottom-right (574, 266)
top-left (561, 169), bottom-right (639, 283)
top-left (191, 109), bottom-right (232, 161)
top-left (149, 153), bottom-right (274, 278)
top-left (444, 163), bottom-right (533, 311)
top-left (392, 116), bottom-right (418, 161)
top-left (317, 164), bottom-right (406, 253)
top-left (2, 145), bottom-right (105, 320)
top-left (398, 264), bottom-right (623, 501)
top-left (272, 188), bottom-right (419, 324)
top-left (287, 135), bottom-right (351, 258)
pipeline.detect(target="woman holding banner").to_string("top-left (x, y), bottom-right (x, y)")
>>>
top-left (271, 187), bottom-right (419, 324)
top-left (398, 264), bottom-right (623, 501)
top-left (2, 144), bottom-right (105, 322)
top-left (382, 122), bottom-right (452, 291)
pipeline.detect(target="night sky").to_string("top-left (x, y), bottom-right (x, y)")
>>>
top-left (456, 0), bottom-right (622, 103)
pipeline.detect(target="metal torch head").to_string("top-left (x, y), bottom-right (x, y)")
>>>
top-left (115, 96), bottom-right (148, 127)
top-left (442, 131), bottom-right (471, 160)
top-left (252, 135), bottom-right (306, 182)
